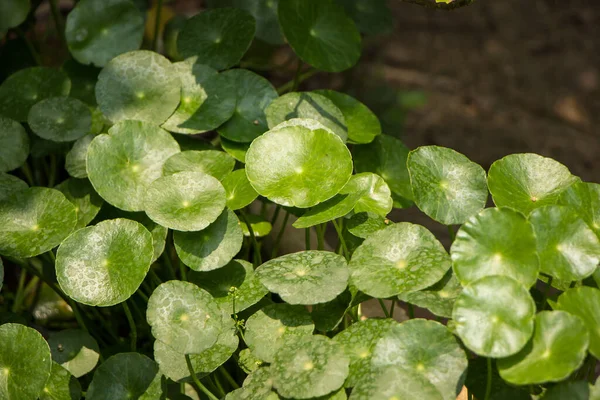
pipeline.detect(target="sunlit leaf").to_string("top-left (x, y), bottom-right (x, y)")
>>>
top-left (163, 150), bottom-right (235, 180)
top-left (350, 365), bottom-right (443, 400)
top-left (48, 329), bottom-right (100, 378)
top-left (55, 178), bottom-right (104, 230)
top-left (65, 134), bottom-right (95, 179)
top-left (558, 181), bottom-right (600, 237)
top-left (222, 169), bottom-right (259, 210)
top-left (398, 270), bottom-right (462, 319)
top-left (346, 212), bottom-right (389, 239)
top-left (39, 362), bottom-right (82, 400)
top-left (0, 116), bottom-right (29, 172)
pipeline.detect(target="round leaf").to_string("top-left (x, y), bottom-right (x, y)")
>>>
top-left (28, 97), bottom-right (91, 142)
top-left (163, 150), bottom-right (235, 180)
top-left (348, 172), bottom-right (393, 217)
top-left (266, 92), bottom-right (348, 142)
top-left (530, 205), bottom-right (600, 282)
top-left (65, 134), bottom-right (95, 179)
top-left (497, 310), bottom-right (589, 385)
top-left (48, 329), bottom-right (100, 378)
top-left (86, 353), bottom-right (159, 400)
top-left (0, 187), bottom-right (77, 258)
top-left (240, 213), bottom-right (272, 237)
top-left (174, 208), bottom-right (243, 272)
top-left (222, 169), bottom-right (259, 210)
top-left (144, 171), bottom-right (226, 231)
top-left (86, 120), bottom-right (180, 211)
top-left (55, 178), bottom-right (104, 230)
top-left (553, 286), bottom-right (600, 358)
top-left (0, 67), bottom-right (71, 122)
top-left (398, 270), bottom-right (462, 319)
top-left (271, 335), bottom-right (349, 399)
top-left (408, 146), bottom-right (488, 225)
top-left (226, 366), bottom-right (277, 400)
top-left (217, 69), bottom-right (279, 142)
top-left (39, 362), bottom-right (81, 400)
top-left (314, 90), bottom-right (380, 144)
top-left (371, 319), bottom-right (468, 400)
top-left (0, 0), bottom-right (30, 35)
top-left (349, 222), bottom-right (451, 298)
top-left (451, 207), bottom-right (539, 287)
top-left (221, 137), bottom-right (249, 163)
top-left (541, 381), bottom-right (589, 400)
top-left (0, 323), bottom-right (52, 400)
top-left (245, 303), bottom-right (314, 363)
top-left (333, 318), bottom-right (397, 387)
top-left (146, 280), bottom-right (223, 355)
top-left (256, 250), bottom-right (349, 305)
top-left (349, 365), bottom-right (443, 400)
top-left (56, 218), bottom-right (153, 306)
top-left (453, 275), bottom-right (536, 358)
top-left (161, 61), bottom-right (236, 134)
top-left (0, 173), bottom-right (28, 202)
top-left (65, 0), bottom-right (144, 67)
top-left (487, 153), bottom-right (579, 215)
top-left (0, 116), bottom-right (29, 172)
top-left (278, 0), bottom-right (361, 72)
top-left (246, 123), bottom-right (353, 208)
top-left (95, 50), bottom-right (180, 124)
top-left (558, 181), bottom-right (600, 237)
top-left (177, 8), bottom-right (256, 70)
top-left (346, 212), bottom-right (389, 239)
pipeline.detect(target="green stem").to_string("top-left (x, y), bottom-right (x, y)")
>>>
top-left (542, 276), bottom-right (553, 310)
top-left (179, 259), bottom-right (187, 282)
top-left (270, 204), bottom-right (281, 226)
top-left (290, 59), bottom-right (303, 92)
top-left (212, 374), bottom-right (226, 397)
top-left (48, 0), bottom-right (66, 46)
top-left (12, 269), bottom-right (28, 313)
top-left (16, 28), bottom-right (42, 66)
top-left (219, 366), bottom-right (240, 389)
top-left (122, 301), bottom-right (137, 352)
top-left (305, 228), bottom-right (311, 251)
top-left (239, 210), bottom-right (261, 266)
top-left (408, 303), bottom-right (415, 319)
top-left (389, 300), bottom-right (395, 317)
top-left (152, 0), bottom-right (164, 51)
top-left (136, 289), bottom-right (149, 302)
top-left (21, 161), bottom-right (35, 186)
top-left (316, 224), bottom-right (325, 250)
top-left (271, 211), bottom-right (290, 258)
top-left (484, 358), bottom-right (492, 400)
top-left (377, 299), bottom-right (391, 318)
top-left (447, 225), bottom-right (456, 242)
top-left (48, 155), bottom-right (57, 187)
top-left (277, 69), bottom-right (318, 94)
top-left (332, 219), bottom-right (348, 259)
top-left (185, 354), bottom-right (219, 400)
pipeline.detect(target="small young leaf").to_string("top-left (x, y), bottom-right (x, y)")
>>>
top-left (0, 173), bottom-right (28, 202)
top-left (218, 69), bottom-right (279, 143)
top-left (255, 250), bottom-right (349, 305)
top-left (177, 8), bottom-right (256, 70)
top-left (0, 116), bottom-right (29, 172)
top-left (0, 0), bottom-right (30, 36)
top-left (488, 153), bottom-right (579, 215)
top-left (558, 181), bottom-right (600, 237)
top-left (55, 178), bottom-right (104, 230)
top-left (349, 222), bottom-right (451, 298)
top-left (56, 218), bottom-right (153, 306)
top-left (497, 310), bottom-right (589, 385)
top-left (95, 50), bottom-right (180, 124)
top-left (222, 169), bottom-right (259, 210)
top-left (163, 150), bottom-right (235, 180)
top-left (453, 275), bottom-right (536, 358)
top-left (398, 270), bottom-right (462, 319)
top-left (48, 329), bottom-right (100, 378)
top-left (278, 0), bottom-right (361, 72)
top-left (350, 365), bottom-right (443, 400)
top-left (39, 362), bottom-right (82, 400)
top-left (451, 207), bottom-right (539, 287)
top-left (65, 134), bottom-right (95, 179)
top-left (240, 213), bottom-right (272, 237)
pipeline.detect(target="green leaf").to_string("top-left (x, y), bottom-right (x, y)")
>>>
top-left (230, 0), bottom-right (283, 44)
top-left (371, 319), bottom-right (467, 400)
top-left (62, 59), bottom-right (100, 106)
top-left (245, 303), bottom-right (314, 363)
top-left (558, 181), bottom-right (600, 237)
top-left (0, 0), bottom-right (30, 36)
top-left (95, 50), bottom-right (180, 124)
top-left (453, 275), bottom-right (536, 358)
top-left (451, 207), bottom-right (539, 287)
top-left (336, 0), bottom-right (393, 36)
top-left (0, 67), bottom-right (71, 122)
top-left (163, 150), bottom-right (235, 180)
top-left (353, 134), bottom-right (413, 204)
top-left (226, 366), bottom-right (278, 399)
top-left (56, 218), bottom-right (153, 306)
top-left (55, 178), bottom-right (104, 230)
top-left (238, 348), bottom-right (263, 374)
top-left (349, 222), bottom-right (451, 298)
top-left (266, 92), bottom-right (348, 142)
top-left (407, 146), bottom-right (488, 225)
top-left (39, 362), bottom-right (82, 400)
top-left (278, 0), bottom-right (361, 72)
top-left (398, 270), bottom-right (462, 319)
top-left (346, 212), bottom-right (390, 239)
top-left (65, 0), bottom-right (144, 67)
top-left (147, 280), bottom-right (223, 355)
top-left (464, 357), bottom-right (530, 400)
top-left (553, 286), bottom-right (600, 358)
top-left (292, 189), bottom-right (365, 229)
top-left (154, 308), bottom-right (238, 381)
top-left (65, 134), bottom-right (95, 179)
top-left (246, 122), bottom-right (353, 208)
top-left (256, 250), bottom-right (349, 304)
top-left (311, 290), bottom-right (353, 333)
top-left (218, 69), bottom-right (279, 143)
top-left (177, 8), bottom-right (256, 70)
top-left (86, 353), bottom-right (159, 400)
top-left (0, 173), bottom-right (28, 202)
top-left (0, 323), bottom-right (52, 400)
top-left (0, 116), bottom-right (29, 172)
top-left (86, 120), bottom-right (180, 212)
top-left (349, 365), bottom-right (443, 400)
top-left (221, 137), bottom-right (249, 163)
top-left (144, 171), bottom-right (226, 231)
top-left (190, 259), bottom-right (268, 313)
top-left (0, 187), bottom-right (77, 258)
top-left (240, 213), bottom-right (272, 237)
top-left (314, 90), bottom-right (381, 144)
top-left (271, 335), bottom-right (349, 398)
top-left (0, 258), bottom-right (3, 293)
top-left (174, 208), bottom-right (243, 272)
top-left (349, 172), bottom-right (393, 217)
top-left (48, 329), bottom-right (100, 378)
top-left (540, 381), bottom-right (589, 400)
top-left (222, 169), bottom-right (259, 210)
top-left (487, 153), bottom-right (579, 215)
top-left (497, 310), bottom-right (589, 385)
top-left (333, 318), bottom-right (397, 387)
top-left (161, 61), bottom-right (236, 134)
top-left (529, 205), bottom-right (600, 282)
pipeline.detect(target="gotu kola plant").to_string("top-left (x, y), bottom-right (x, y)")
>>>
top-left (0, 0), bottom-right (598, 399)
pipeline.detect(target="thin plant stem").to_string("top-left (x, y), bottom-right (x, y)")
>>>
top-left (270, 204), bottom-right (281, 226)
top-left (484, 358), bottom-right (492, 400)
top-left (122, 301), bottom-right (137, 352)
top-left (179, 259), bottom-right (187, 282)
top-left (20, 161), bottom-right (35, 186)
top-left (271, 211), bottom-right (290, 258)
top-left (305, 228), bottom-right (311, 250)
top-left (12, 269), bottom-right (28, 313)
top-left (219, 366), bottom-right (240, 389)
top-left (136, 289), bottom-right (149, 302)
top-left (389, 300), bottom-right (396, 317)
top-left (212, 373), bottom-right (226, 397)
top-left (277, 69), bottom-right (317, 94)
top-left (48, 0), bottom-right (66, 46)
top-left (316, 224), bottom-right (325, 250)
top-left (447, 225), bottom-right (456, 242)
top-left (152, 0), bottom-right (164, 51)
top-left (291, 59), bottom-right (303, 92)
top-left (185, 354), bottom-right (219, 400)
top-left (332, 219), bottom-right (348, 259)
top-left (408, 303), bottom-right (415, 319)
top-left (239, 210), bottom-right (261, 266)
top-left (377, 298), bottom-right (391, 318)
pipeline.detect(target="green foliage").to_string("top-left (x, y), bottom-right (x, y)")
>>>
top-left (1, 0), bottom-right (596, 399)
